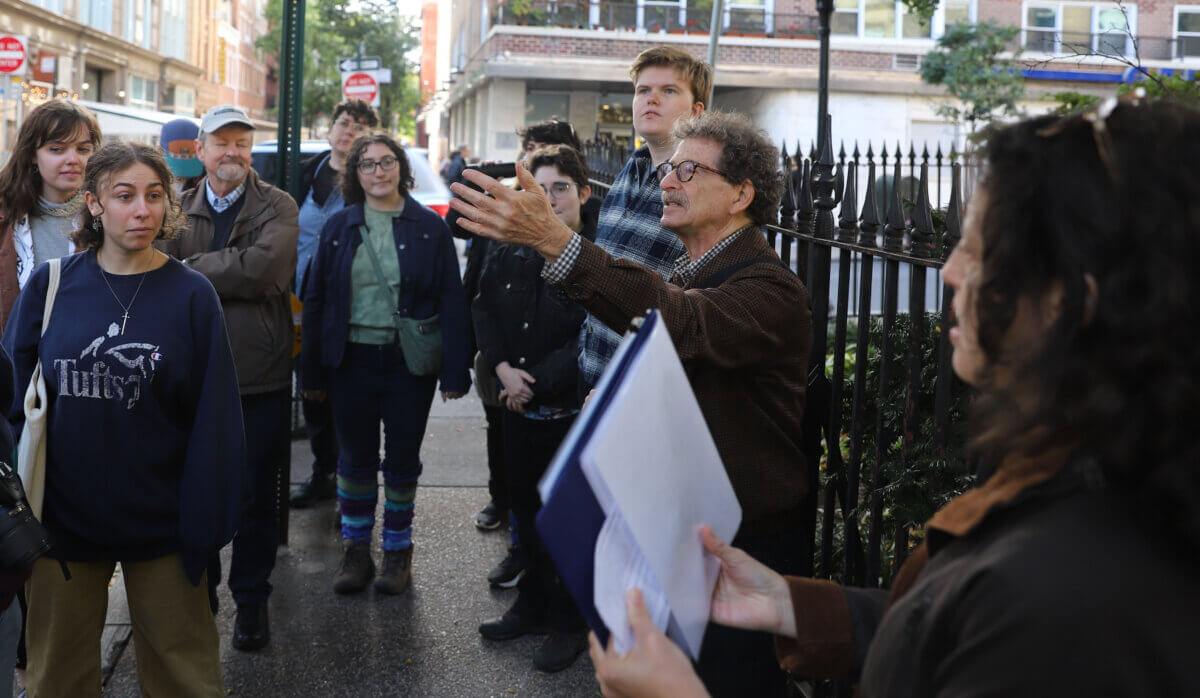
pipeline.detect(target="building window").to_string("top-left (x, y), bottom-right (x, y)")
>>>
top-left (1175, 7), bottom-right (1200, 59)
top-left (526, 91), bottom-right (570, 125)
top-left (126, 0), bottom-right (153, 48)
top-left (129, 75), bottom-right (157, 109)
top-left (161, 0), bottom-right (189, 61)
top-left (832, 0), bottom-right (972, 39)
top-left (31, 0), bottom-right (63, 12)
top-left (80, 0), bottom-right (114, 33)
top-left (1022, 2), bottom-right (1136, 56)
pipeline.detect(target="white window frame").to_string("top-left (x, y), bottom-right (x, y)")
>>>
top-left (1174, 5), bottom-right (1200, 60)
top-left (832, 0), bottom-right (976, 41)
top-left (129, 75), bottom-right (157, 109)
top-left (1021, 2), bottom-right (1138, 57)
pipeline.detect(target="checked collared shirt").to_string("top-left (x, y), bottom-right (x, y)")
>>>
top-left (577, 145), bottom-right (684, 387)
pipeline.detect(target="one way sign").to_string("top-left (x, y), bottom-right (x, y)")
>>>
top-left (338, 56), bottom-right (381, 72)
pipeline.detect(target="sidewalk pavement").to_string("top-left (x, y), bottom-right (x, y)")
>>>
top-left (100, 391), bottom-right (601, 697)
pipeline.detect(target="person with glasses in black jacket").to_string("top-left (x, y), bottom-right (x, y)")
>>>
top-left (474, 144), bottom-right (596, 673)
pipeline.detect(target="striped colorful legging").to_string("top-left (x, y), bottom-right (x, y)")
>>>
top-left (329, 343), bottom-right (438, 551)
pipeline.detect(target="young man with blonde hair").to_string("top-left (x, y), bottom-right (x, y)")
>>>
top-left (578, 46), bottom-right (711, 392)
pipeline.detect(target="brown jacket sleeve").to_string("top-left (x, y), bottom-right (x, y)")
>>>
top-left (185, 191), bottom-right (300, 302)
top-left (773, 577), bottom-right (857, 679)
top-left (558, 237), bottom-right (804, 370)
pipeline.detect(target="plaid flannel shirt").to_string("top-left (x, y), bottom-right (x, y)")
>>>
top-left (578, 145), bottom-right (685, 387)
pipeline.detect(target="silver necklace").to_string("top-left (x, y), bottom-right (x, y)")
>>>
top-left (98, 257), bottom-right (152, 335)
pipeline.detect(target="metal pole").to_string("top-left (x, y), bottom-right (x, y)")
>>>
top-left (275, 0), bottom-right (305, 546)
top-left (816, 0), bottom-right (832, 136)
top-left (706, 0), bottom-right (725, 104)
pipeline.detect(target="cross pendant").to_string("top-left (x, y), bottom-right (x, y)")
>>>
top-left (120, 311), bottom-right (130, 335)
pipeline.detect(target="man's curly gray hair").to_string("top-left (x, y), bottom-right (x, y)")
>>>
top-left (672, 111), bottom-right (783, 226)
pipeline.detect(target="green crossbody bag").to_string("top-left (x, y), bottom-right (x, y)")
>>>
top-left (359, 224), bottom-right (443, 377)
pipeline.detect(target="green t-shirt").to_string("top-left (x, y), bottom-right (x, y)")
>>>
top-left (348, 205), bottom-right (404, 344)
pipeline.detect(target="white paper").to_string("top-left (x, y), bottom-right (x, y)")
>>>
top-left (593, 510), bottom-right (671, 654)
top-left (580, 316), bottom-right (742, 660)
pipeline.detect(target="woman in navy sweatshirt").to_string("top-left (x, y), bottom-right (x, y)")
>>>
top-left (302, 134), bottom-right (470, 597)
top-left (2, 141), bottom-right (244, 697)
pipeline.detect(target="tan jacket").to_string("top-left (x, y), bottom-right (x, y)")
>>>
top-left (158, 169), bottom-right (299, 394)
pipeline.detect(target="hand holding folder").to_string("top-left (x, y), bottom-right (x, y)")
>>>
top-left (536, 310), bottom-right (742, 659)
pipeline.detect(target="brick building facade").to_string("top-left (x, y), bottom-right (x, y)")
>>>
top-left (445, 0), bottom-right (1195, 159)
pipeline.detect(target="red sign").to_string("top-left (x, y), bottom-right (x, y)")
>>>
top-left (342, 72), bottom-right (378, 103)
top-left (0, 36), bottom-right (26, 75)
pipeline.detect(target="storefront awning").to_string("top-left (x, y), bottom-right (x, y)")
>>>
top-left (78, 100), bottom-right (198, 142)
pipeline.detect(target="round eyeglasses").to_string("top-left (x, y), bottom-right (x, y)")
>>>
top-left (358, 156), bottom-right (399, 174)
top-left (541, 182), bottom-right (576, 199)
top-left (654, 160), bottom-right (730, 184)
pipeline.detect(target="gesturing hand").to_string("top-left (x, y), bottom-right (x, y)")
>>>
top-left (588, 589), bottom-right (710, 698)
top-left (701, 526), bottom-right (797, 638)
top-left (448, 161), bottom-right (575, 261)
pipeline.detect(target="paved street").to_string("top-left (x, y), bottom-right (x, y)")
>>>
top-left (101, 391), bottom-right (600, 697)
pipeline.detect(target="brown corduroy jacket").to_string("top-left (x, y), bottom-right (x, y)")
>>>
top-left (556, 227), bottom-right (812, 538)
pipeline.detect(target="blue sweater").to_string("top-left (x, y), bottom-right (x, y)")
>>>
top-left (2, 252), bottom-right (245, 585)
top-left (301, 197), bottom-right (471, 394)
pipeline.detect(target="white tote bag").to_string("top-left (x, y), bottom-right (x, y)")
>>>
top-left (17, 258), bottom-right (61, 519)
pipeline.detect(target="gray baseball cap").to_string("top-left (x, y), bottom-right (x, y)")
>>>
top-left (199, 104), bottom-right (255, 134)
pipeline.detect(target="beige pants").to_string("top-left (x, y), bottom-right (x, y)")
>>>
top-left (25, 553), bottom-right (224, 698)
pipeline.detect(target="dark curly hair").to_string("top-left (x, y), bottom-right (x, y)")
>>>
top-left (341, 134), bottom-right (414, 205)
top-left (526, 144), bottom-right (589, 190)
top-left (72, 142), bottom-right (185, 249)
top-left (672, 111), bottom-right (784, 226)
top-left (969, 99), bottom-right (1200, 553)
top-left (518, 119), bottom-right (582, 155)
top-left (332, 99), bottom-right (379, 128)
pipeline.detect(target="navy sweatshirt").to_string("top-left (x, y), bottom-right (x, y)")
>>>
top-left (2, 251), bottom-right (245, 585)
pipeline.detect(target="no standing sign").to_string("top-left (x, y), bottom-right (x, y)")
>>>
top-left (0, 36), bottom-right (27, 75)
top-left (342, 72), bottom-right (379, 108)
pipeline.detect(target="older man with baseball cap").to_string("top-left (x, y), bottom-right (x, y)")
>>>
top-left (157, 104), bottom-right (299, 653)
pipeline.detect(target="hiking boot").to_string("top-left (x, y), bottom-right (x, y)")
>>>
top-left (332, 541), bottom-right (375, 594)
top-left (474, 501), bottom-right (505, 530)
top-left (290, 473), bottom-right (336, 509)
top-left (487, 546), bottom-right (524, 588)
top-left (533, 630), bottom-right (588, 672)
top-left (374, 546), bottom-right (414, 595)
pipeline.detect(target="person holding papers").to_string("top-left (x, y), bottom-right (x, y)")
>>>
top-left (451, 111), bottom-right (811, 698)
top-left (473, 145), bottom-right (597, 673)
top-left (587, 99), bottom-right (1200, 696)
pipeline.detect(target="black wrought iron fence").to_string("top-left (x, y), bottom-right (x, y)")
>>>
top-left (584, 135), bottom-right (972, 593)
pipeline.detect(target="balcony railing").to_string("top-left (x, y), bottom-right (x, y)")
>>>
top-left (1022, 29), bottom-right (1200, 61)
top-left (491, 0), bottom-right (818, 39)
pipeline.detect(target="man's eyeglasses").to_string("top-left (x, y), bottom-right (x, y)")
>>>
top-left (335, 118), bottom-right (369, 134)
top-left (541, 182), bottom-right (576, 200)
top-left (655, 160), bottom-right (729, 184)
top-left (358, 156), bottom-right (399, 174)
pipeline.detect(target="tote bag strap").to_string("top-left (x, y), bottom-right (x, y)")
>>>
top-left (41, 258), bottom-right (61, 337)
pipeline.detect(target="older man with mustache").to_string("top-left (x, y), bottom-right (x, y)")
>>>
top-left (158, 104), bottom-right (299, 653)
top-left (451, 110), bottom-right (812, 698)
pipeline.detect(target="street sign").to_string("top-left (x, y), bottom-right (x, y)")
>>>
top-left (0, 36), bottom-right (27, 75)
top-left (342, 71), bottom-right (379, 107)
top-left (338, 56), bottom-right (381, 72)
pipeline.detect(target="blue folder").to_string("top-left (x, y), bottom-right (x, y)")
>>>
top-left (535, 311), bottom-right (660, 647)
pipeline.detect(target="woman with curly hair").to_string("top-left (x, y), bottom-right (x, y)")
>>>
top-left (0, 99), bottom-right (101, 333)
top-left (590, 97), bottom-right (1200, 696)
top-left (2, 141), bottom-right (244, 697)
top-left (302, 134), bottom-right (470, 596)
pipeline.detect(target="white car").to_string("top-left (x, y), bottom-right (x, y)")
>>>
top-left (250, 140), bottom-right (452, 217)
